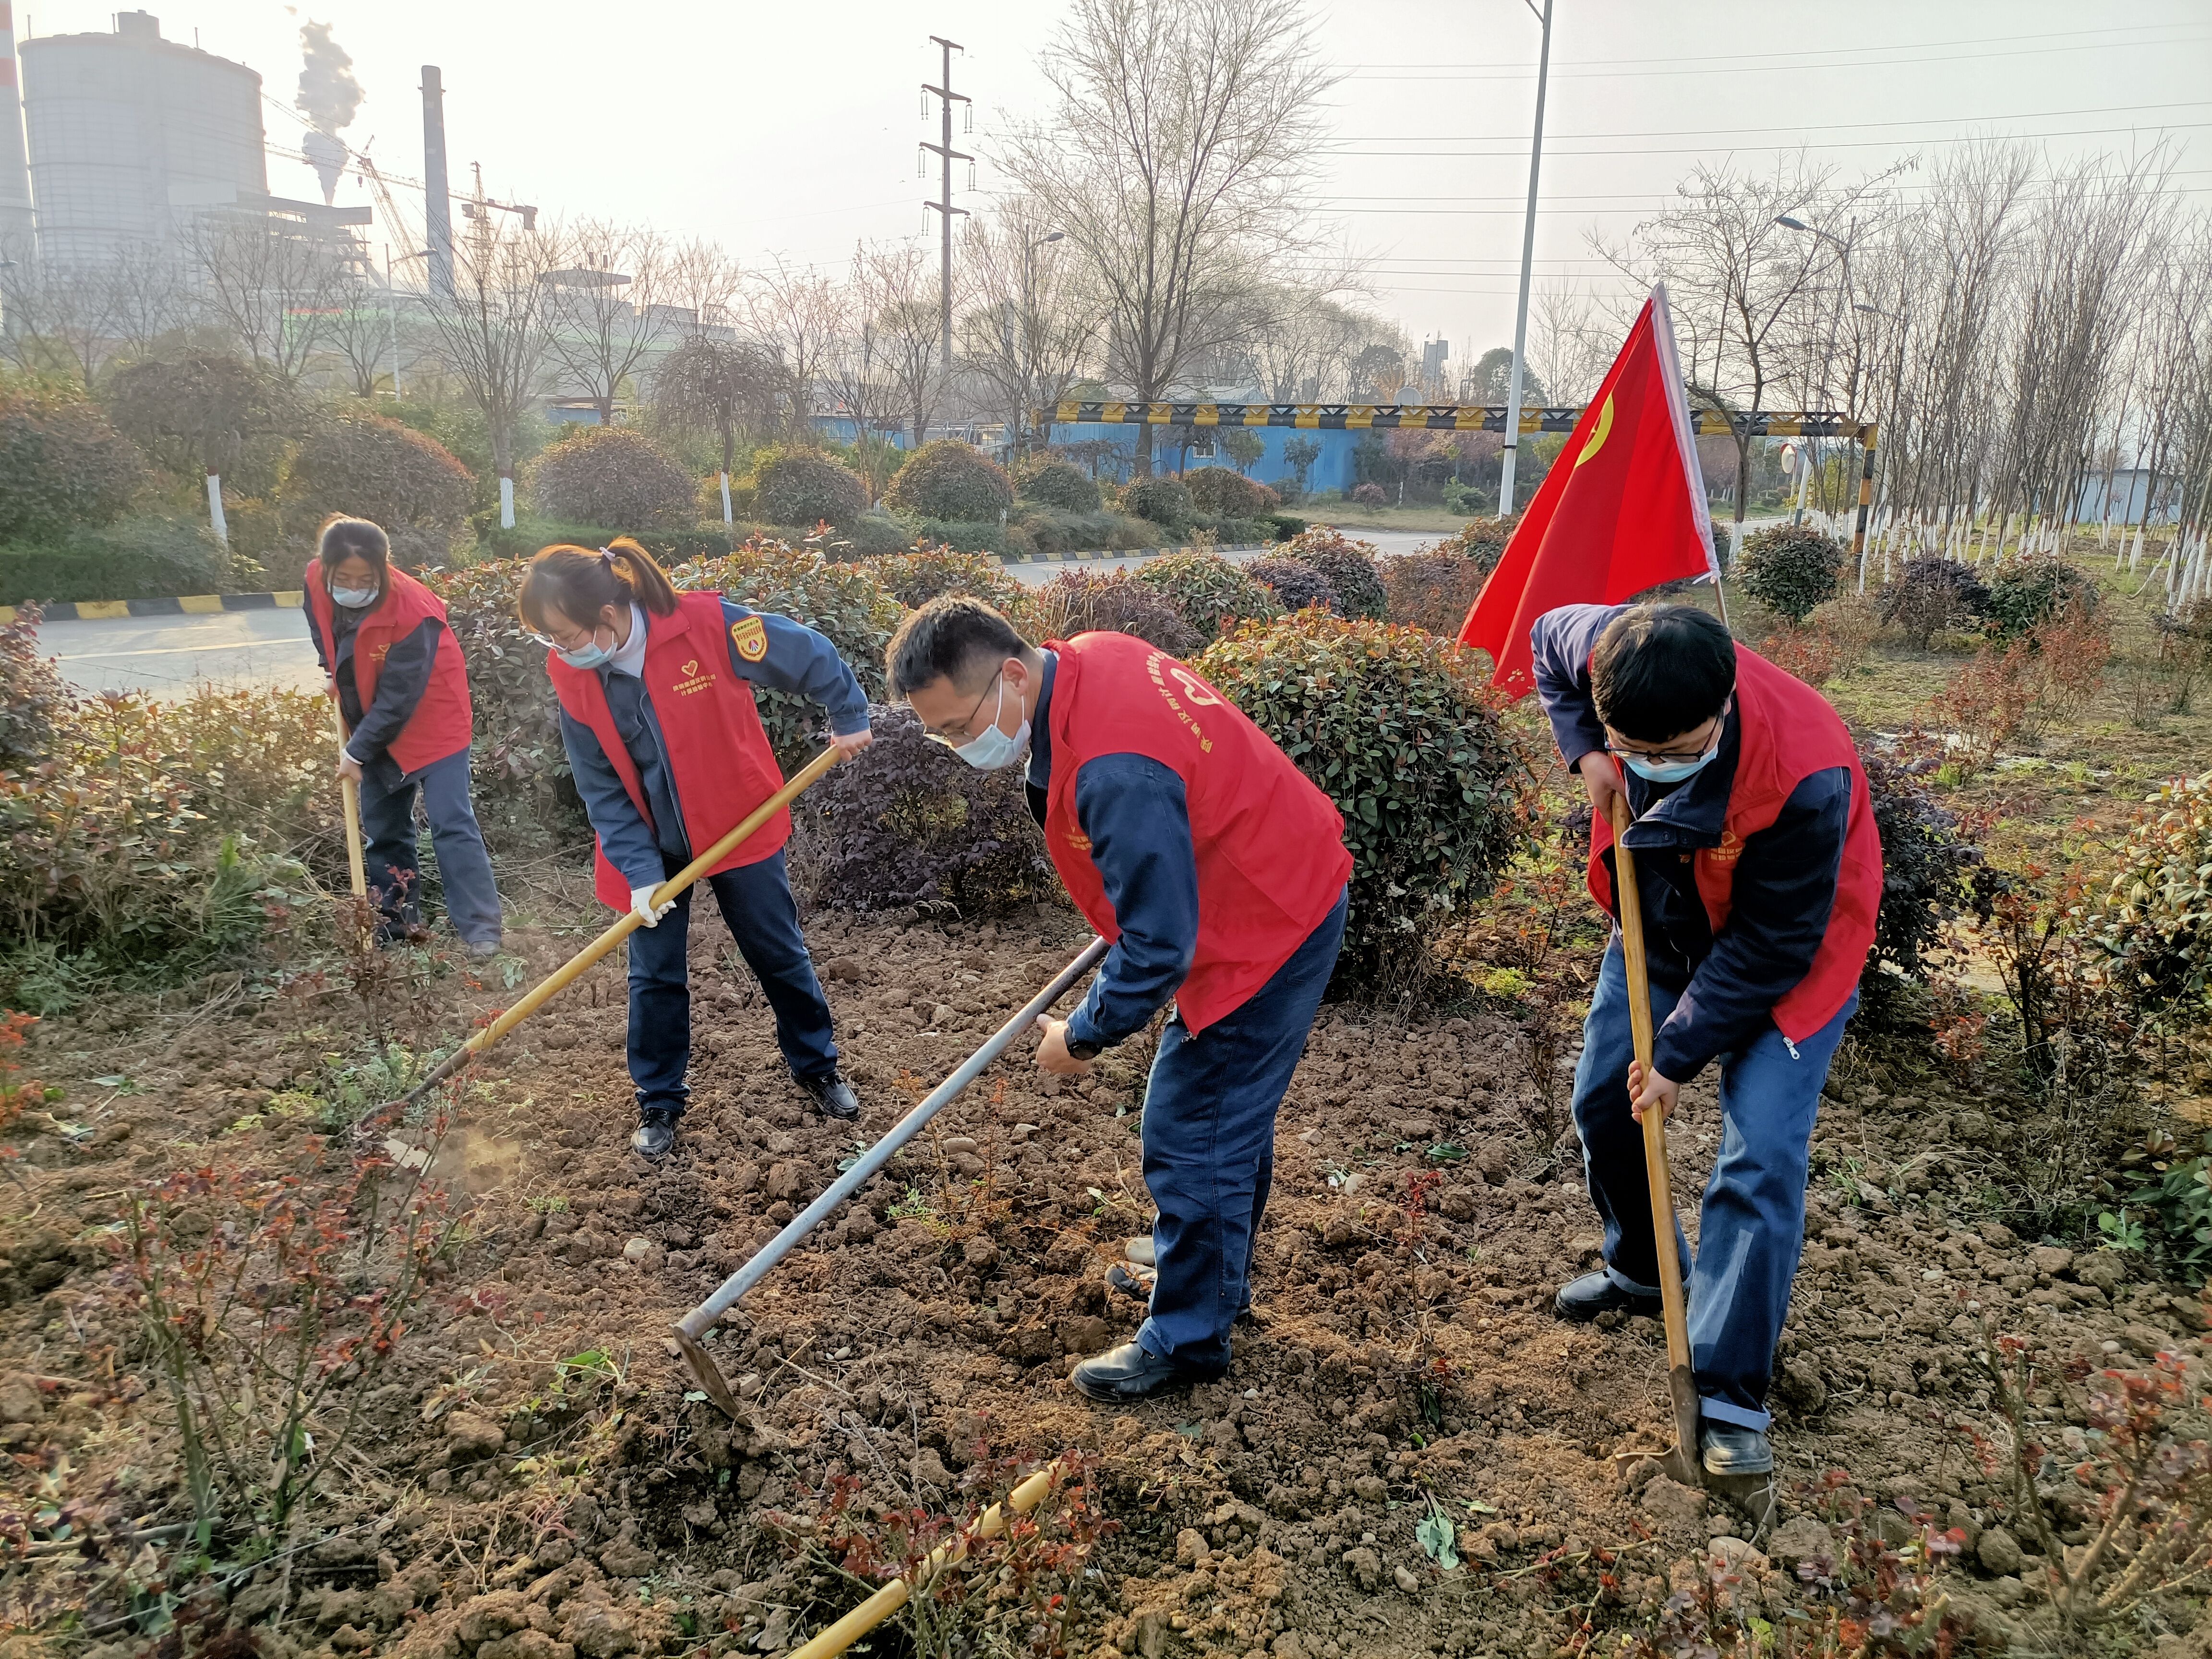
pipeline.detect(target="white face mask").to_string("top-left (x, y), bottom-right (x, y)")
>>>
top-left (329, 586), bottom-right (379, 609)
top-left (951, 676), bottom-right (1031, 770)
top-left (556, 627), bottom-right (617, 671)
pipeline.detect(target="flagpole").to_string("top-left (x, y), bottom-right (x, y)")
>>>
top-left (1498, 0), bottom-right (1553, 517)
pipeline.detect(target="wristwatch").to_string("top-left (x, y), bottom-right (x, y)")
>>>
top-left (1065, 1033), bottom-right (1105, 1062)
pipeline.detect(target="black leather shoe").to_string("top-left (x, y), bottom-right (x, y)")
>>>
top-left (797, 1070), bottom-right (861, 1121)
top-left (631, 1106), bottom-right (680, 1159)
top-left (1069, 1341), bottom-right (1224, 1404)
top-left (1553, 1269), bottom-right (1662, 1322)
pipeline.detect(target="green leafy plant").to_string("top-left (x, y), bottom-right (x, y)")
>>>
top-left (2080, 768), bottom-right (2212, 1024)
top-left (1244, 554), bottom-right (1338, 613)
top-left (1135, 549), bottom-right (1281, 640)
top-left (1984, 554), bottom-right (2094, 642)
top-left (2128, 1149), bottom-right (2212, 1280)
top-left (526, 425), bottom-right (697, 530)
top-left (1196, 613), bottom-right (1527, 983)
top-left (886, 440), bottom-right (1015, 523)
top-left (751, 445), bottom-right (869, 529)
top-left (1118, 475), bottom-right (1193, 530)
top-left (1014, 456), bottom-right (1101, 513)
top-left (1182, 465), bottom-right (1279, 518)
top-left (0, 385), bottom-right (146, 541)
top-left (1737, 524), bottom-right (1845, 624)
top-left (283, 408), bottom-right (474, 564)
top-left (1281, 528), bottom-right (1387, 620)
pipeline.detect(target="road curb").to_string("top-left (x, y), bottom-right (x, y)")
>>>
top-left (2, 590), bottom-right (305, 625)
top-left (2, 544), bottom-right (1279, 625)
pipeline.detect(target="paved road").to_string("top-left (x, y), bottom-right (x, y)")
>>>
top-left (39, 608), bottom-right (325, 697)
top-left (34, 527), bottom-right (1457, 693)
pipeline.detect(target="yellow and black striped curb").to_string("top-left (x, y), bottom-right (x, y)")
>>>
top-left (0, 544), bottom-right (1278, 625)
top-left (0, 590), bottom-right (306, 625)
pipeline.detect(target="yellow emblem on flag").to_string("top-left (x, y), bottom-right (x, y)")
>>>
top-left (1572, 393), bottom-right (1615, 469)
top-left (729, 615), bottom-right (769, 663)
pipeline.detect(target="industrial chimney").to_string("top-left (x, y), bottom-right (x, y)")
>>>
top-left (420, 64), bottom-right (453, 299)
top-left (0, 1), bottom-right (33, 252)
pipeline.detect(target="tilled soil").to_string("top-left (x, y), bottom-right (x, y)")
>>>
top-left (5, 902), bottom-right (2207, 1659)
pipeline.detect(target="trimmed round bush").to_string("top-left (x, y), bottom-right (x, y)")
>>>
top-left (1184, 467), bottom-right (1280, 518)
top-left (1282, 528), bottom-right (1386, 620)
top-left (1197, 613), bottom-right (1525, 981)
top-left (1120, 476), bottom-right (1192, 529)
top-left (1245, 555), bottom-right (1339, 614)
top-left (1135, 550), bottom-right (1283, 640)
top-left (1424, 514), bottom-right (1521, 578)
top-left (0, 390), bottom-right (144, 541)
top-left (285, 410), bottom-right (473, 561)
top-left (886, 440), bottom-right (1014, 522)
top-left (1737, 524), bottom-right (1845, 624)
top-left (1984, 554), bottom-right (2095, 642)
top-left (1351, 482), bottom-right (1387, 507)
top-left (107, 352), bottom-right (288, 493)
top-left (1879, 556), bottom-right (1989, 648)
top-left (872, 547), bottom-right (1038, 630)
top-left (527, 427), bottom-right (697, 530)
top-left (1015, 456), bottom-right (1102, 513)
top-left (1033, 570), bottom-right (1200, 655)
top-left (1382, 553), bottom-right (1486, 637)
top-left (753, 446), bottom-right (869, 529)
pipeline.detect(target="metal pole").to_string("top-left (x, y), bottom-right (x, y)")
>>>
top-left (420, 67), bottom-right (454, 302)
top-left (672, 937), bottom-right (1110, 1416)
top-left (1498, 0), bottom-right (1552, 517)
top-left (385, 249), bottom-right (402, 398)
top-left (939, 38), bottom-right (952, 374)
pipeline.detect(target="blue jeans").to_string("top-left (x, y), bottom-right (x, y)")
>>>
top-left (357, 748), bottom-right (502, 946)
top-left (1571, 933), bottom-right (1854, 1430)
top-left (1136, 889), bottom-right (1347, 1370)
top-left (625, 849), bottom-right (838, 1114)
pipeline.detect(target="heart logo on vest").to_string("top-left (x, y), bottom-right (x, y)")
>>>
top-left (1709, 829), bottom-right (1744, 865)
top-left (681, 659), bottom-right (699, 677)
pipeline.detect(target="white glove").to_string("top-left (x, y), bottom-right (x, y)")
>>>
top-left (629, 885), bottom-right (673, 928)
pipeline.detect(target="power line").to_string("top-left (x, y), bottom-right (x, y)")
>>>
top-left (1334, 121), bottom-right (2212, 160)
top-left (1333, 100), bottom-right (2212, 147)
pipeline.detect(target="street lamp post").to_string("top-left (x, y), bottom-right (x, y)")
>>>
top-left (1021, 229), bottom-right (1063, 456)
top-left (1498, 0), bottom-right (1553, 517)
top-left (1848, 300), bottom-right (1909, 590)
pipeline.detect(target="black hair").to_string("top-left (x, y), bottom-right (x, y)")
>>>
top-left (886, 596), bottom-right (1034, 698)
top-left (517, 536), bottom-right (680, 632)
top-left (1589, 603), bottom-right (1737, 742)
top-left (317, 515), bottom-right (390, 585)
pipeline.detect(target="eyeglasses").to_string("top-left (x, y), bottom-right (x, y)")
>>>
top-left (923, 668), bottom-right (1004, 747)
top-left (1604, 700), bottom-right (1730, 763)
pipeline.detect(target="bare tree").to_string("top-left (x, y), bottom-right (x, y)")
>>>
top-left (858, 239), bottom-right (951, 446)
top-left (998, 0), bottom-right (1336, 473)
top-left (419, 216), bottom-right (562, 527)
top-left (958, 203), bottom-right (1105, 455)
top-left (183, 212), bottom-right (348, 385)
top-left (815, 248), bottom-right (899, 498)
top-left (742, 257), bottom-right (846, 439)
top-left (655, 334), bottom-right (784, 520)
top-left (541, 222), bottom-right (675, 426)
top-left (664, 237), bottom-right (743, 335)
top-left (100, 241), bottom-right (189, 366)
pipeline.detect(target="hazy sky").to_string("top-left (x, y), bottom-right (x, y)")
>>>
top-left (17, 0), bottom-right (2212, 368)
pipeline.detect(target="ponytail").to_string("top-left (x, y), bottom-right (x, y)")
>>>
top-left (517, 535), bottom-right (680, 633)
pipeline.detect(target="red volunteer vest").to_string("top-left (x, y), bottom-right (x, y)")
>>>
top-left (1044, 631), bottom-right (1353, 1034)
top-left (1587, 643), bottom-right (1882, 1044)
top-left (547, 591), bottom-right (789, 909)
top-left (302, 560), bottom-right (474, 775)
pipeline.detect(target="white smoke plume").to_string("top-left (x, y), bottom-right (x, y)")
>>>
top-left (296, 20), bottom-right (362, 137)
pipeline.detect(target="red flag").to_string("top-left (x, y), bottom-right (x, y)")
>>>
top-left (1457, 285), bottom-right (1718, 696)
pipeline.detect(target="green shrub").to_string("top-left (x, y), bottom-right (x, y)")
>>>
top-left (1985, 555), bottom-right (2095, 642)
top-left (526, 426), bottom-right (697, 530)
top-left (1879, 556), bottom-right (1989, 648)
top-left (1860, 750), bottom-right (1990, 990)
top-left (1031, 570), bottom-right (1200, 655)
top-left (1013, 508), bottom-right (1162, 557)
top-left (0, 517), bottom-right (234, 604)
top-left (872, 547), bottom-right (1036, 624)
top-left (1423, 514), bottom-right (1521, 577)
top-left (885, 440), bottom-right (1014, 522)
top-left (1183, 467), bottom-right (1279, 518)
top-left (0, 605), bottom-right (69, 770)
top-left (2083, 768), bottom-right (2212, 1024)
top-left (470, 517), bottom-right (739, 565)
top-left (0, 388), bottom-right (145, 541)
top-left (1015, 457), bottom-right (1101, 513)
top-left (752, 445), bottom-right (869, 529)
top-left (672, 539), bottom-right (901, 763)
top-left (1381, 552), bottom-right (1485, 637)
top-left (1245, 555), bottom-right (1338, 614)
top-left (284, 409), bottom-right (474, 564)
top-left (1135, 550), bottom-right (1281, 641)
top-left (1267, 514), bottom-right (1309, 541)
top-left (0, 685), bottom-right (336, 1003)
top-left (106, 353), bottom-right (289, 497)
top-left (1281, 528), bottom-right (1386, 620)
top-left (1737, 524), bottom-right (1845, 624)
top-left (908, 519), bottom-right (1015, 557)
top-left (787, 704), bottom-right (1052, 920)
top-left (818, 513), bottom-right (914, 557)
top-left (1120, 476), bottom-right (1192, 530)
top-left (1196, 614), bottom-right (1525, 981)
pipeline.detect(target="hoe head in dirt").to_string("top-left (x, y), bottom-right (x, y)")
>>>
top-left (367, 747), bottom-right (846, 1128)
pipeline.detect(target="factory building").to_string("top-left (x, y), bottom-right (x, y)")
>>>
top-left (0, 4), bottom-right (33, 251)
top-left (18, 11), bottom-right (267, 266)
